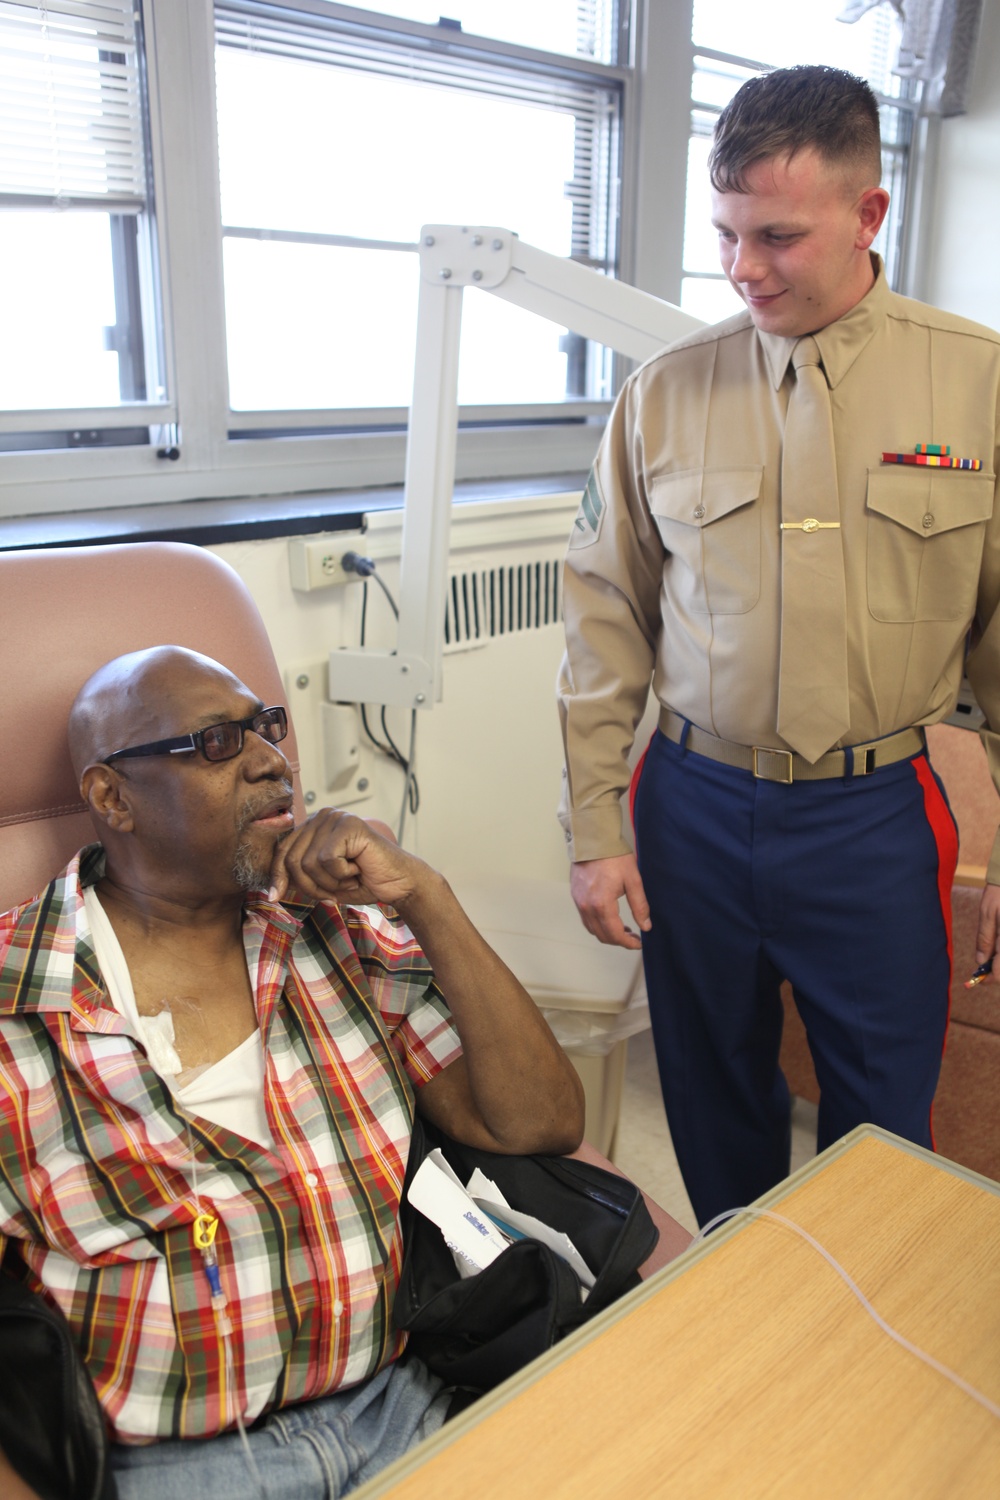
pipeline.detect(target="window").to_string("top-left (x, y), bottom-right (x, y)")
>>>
top-left (0, 0), bottom-right (166, 447)
top-left (214, 1), bottom-right (623, 423)
top-left (1, 0), bottom-right (639, 517)
top-left (681, 0), bottom-right (915, 324)
top-left (326, 1), bottom-right (621, 62)
top-left (0, 2), bottom-right (934, 522)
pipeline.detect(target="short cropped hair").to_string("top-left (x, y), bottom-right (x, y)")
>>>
top-left (709, 65), bottom-right (882, 193)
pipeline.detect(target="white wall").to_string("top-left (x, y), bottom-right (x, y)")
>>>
top-left (922, 0), bottom-right (1000, 325)
top-left (207, 494), bottom-right (578, 887)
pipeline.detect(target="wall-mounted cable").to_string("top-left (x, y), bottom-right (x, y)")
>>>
top-left (344, 551), bottom-right (420, 841)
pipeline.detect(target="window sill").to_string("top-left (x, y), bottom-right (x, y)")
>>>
top-left (0, 473), bottom-right (586, 553)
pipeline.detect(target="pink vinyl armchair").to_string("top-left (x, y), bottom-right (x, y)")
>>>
top-left (0, 540), bottom-right (691, 1278)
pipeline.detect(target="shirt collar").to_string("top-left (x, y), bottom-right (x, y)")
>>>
top-left (0, 845), bottom-right (307, 1021)
top-left (757, 253), bottom-right (889, 390)
top-left (0, 846), bottom-right (108, 1021)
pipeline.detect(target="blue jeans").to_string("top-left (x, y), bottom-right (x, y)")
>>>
top-left (110, 1358), bottom-right (449, 1500)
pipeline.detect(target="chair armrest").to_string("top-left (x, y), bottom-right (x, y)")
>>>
top-left (569, 1141), bottom-right (694, 1277)
top-left (0, 1446), bottom-right (43, 1500)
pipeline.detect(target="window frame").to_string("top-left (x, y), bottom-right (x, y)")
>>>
top-left (4, 1), bottom-right (930, 525)
top-left (2, 0), bottom-right (681, 521)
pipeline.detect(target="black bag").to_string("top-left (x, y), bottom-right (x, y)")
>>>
top-left (393, 1116), bottom-right (658, 1399)
top-left (0, 1265), bottom-right (116, 1500)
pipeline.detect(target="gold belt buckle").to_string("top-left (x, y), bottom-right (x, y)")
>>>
top-left (753, 746), bottom-right (794, 784)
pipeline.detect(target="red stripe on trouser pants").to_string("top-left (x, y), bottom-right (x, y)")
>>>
top-left (910, 755), bottom-right (959, 1150)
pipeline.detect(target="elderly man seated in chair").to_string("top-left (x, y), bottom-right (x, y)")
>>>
top-left (0, 645), bottom-right (584, 1500)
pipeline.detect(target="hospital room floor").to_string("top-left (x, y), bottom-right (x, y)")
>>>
top-left (614, 1029), bottom-right (820, 1234)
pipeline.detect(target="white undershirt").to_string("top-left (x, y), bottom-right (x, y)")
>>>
top-left (83, 886), bottom-right (275, 1149)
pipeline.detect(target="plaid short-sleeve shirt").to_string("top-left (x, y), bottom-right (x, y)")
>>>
top-left (0, 846), bottom-right (461, 1443)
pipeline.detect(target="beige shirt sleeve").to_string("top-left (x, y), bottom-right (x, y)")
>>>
top-left (557, 380), bottom-right (665, 862)
top-left (966, 394), bottom-right (1000, 883)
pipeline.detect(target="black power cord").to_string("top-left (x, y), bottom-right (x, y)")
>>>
top-left (344, 552), bottom-right (420, 827)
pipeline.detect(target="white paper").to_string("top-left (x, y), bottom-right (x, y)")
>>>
top-left (408, 1152), bottom-right (596, 1293)
top-left (471, 1197), bottom-right (596, 1289)
top-left (407, 1152), bottom-right (510, 1275)
top-left (463, 1167), bottom-right (596, 1290)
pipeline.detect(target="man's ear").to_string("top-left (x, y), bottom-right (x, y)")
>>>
top-left (856, 185), bottom-right (890, 250)
top-left (80, 763), bottom-right (135, 834)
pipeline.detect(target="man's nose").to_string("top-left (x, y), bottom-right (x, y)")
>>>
top-left (243, 727), bottom-right (291, 778)
top-left (730, 241), bottom-right (766, 284)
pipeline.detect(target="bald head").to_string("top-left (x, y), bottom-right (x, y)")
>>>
top-left (70, 646), bottom-right (294, 903)
top-left (69, 646), bottom-right (250, 777)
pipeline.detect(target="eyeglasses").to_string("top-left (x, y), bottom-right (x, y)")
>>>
top-left (104, 706), bottom-right (288, 765)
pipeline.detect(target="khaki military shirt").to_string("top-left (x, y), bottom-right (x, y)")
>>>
top-left (558, 264), bottom-right (1000, 880)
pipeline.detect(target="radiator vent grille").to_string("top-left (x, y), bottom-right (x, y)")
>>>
top-left (444, 559), bottom-right (563, 647)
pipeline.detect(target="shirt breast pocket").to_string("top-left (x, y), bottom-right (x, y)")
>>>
top-left (866, 470), bottom-right (994, 623)
top-left (648, 467), bottom-right (763, 615)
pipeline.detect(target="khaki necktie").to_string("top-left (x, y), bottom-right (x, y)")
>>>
top-left (776, 336), bottom-right (850, 762)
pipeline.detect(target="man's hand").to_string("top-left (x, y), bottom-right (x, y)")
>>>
top-left (268, 808), bottom-right (585, 1154)
top-left (974, 882), bottom-right (1000, 984)
top-left (570, 853), bottom-right (651, 950)
top-left (268, 809), bottom-right (420, 908)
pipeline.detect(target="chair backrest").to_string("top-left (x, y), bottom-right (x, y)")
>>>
top-left (0, 541), bottom-right (303, 913)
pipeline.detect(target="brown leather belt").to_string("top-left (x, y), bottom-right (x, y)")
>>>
top-left (658, 707), bottom-right (925, 785)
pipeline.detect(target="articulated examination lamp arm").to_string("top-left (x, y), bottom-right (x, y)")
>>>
top-left (327, 225), bottom-right (704, 711)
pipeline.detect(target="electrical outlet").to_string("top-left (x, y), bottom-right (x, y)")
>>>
top-left (288, 533), bottom-right (367, 592)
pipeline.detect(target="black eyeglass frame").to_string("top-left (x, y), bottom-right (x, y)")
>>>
top-left (103, 706), bottom-right (288, 765)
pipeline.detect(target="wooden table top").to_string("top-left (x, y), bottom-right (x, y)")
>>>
top-left (358, 1128), bottom-right (1000, 1499)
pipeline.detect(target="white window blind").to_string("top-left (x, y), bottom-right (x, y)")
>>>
top-left (0, 0), bottom-right (147, 209)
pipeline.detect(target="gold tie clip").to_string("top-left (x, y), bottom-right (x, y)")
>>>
top-left (780, 518), bottom-right (841, 532)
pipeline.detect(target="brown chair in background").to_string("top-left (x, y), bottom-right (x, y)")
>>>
top-left (780, 721), bottom-right (1000, 1182)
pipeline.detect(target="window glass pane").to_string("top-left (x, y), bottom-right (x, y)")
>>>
top-left (224, 241), bottom-right (418, 410)
top-left (691, 55), bottom-right (754, 112)
top-left (458, 295), bottom-right (574, 405)
top-left (217, 52), bottom-right (575, 250)
top-left (0, 212), bottom-right (121, 407)
top-left (691, 0), bottom-right (900, 95)
top-left (680, 276), bottom-right (743, 325)
top-left (223, 240), bottom-right (584, 411)
top-left (216, 38), bottom-right (616, 410)
top-left (338, 1), bottom-right (618, 63)
top-left (0, 3), bottom-right (161, 429)
top-left (683, 134), bottom-right (722, 276)
top-left (0, 0), bottom-right (147, 207)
